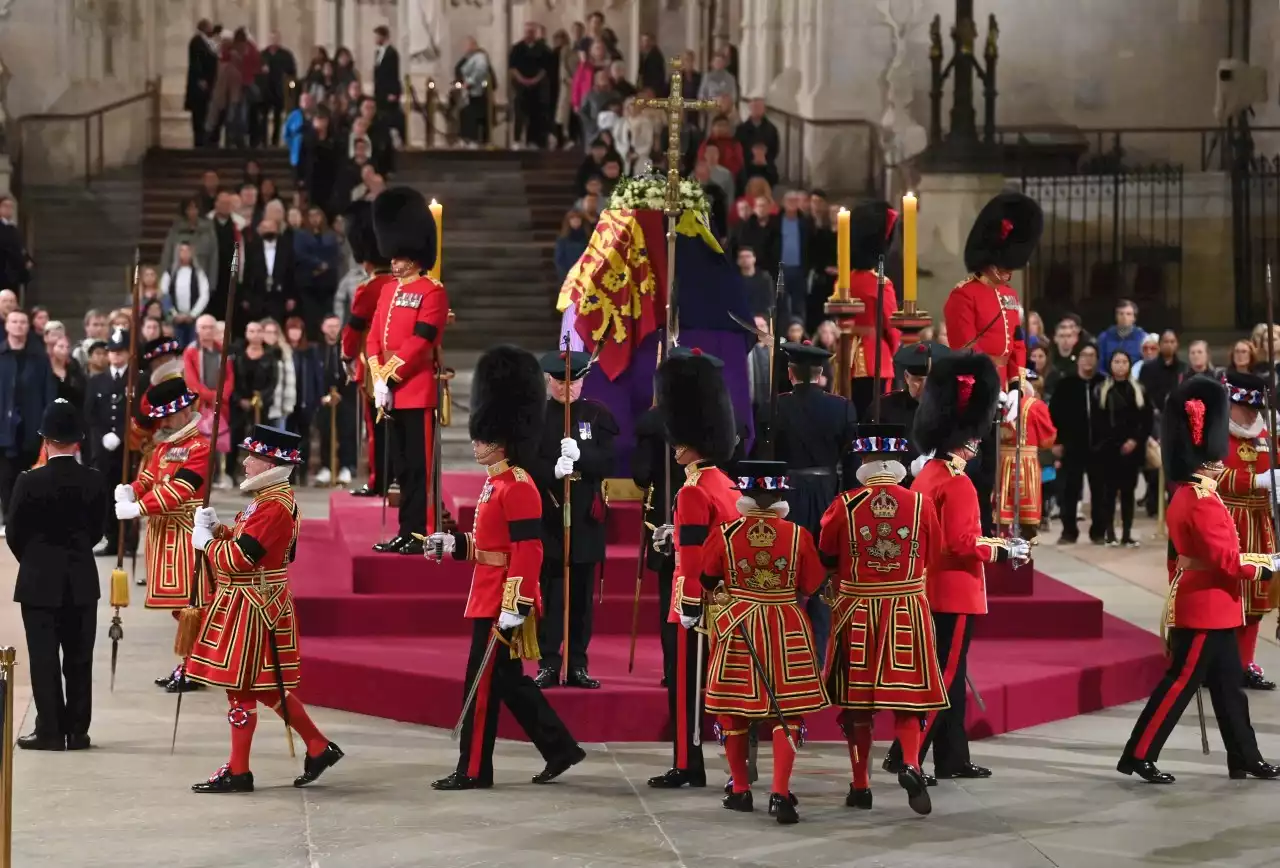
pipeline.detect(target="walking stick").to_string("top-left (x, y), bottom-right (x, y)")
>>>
top-left (871, 255), bottom-right (886, 422)
top-left (171, 246), bottom-right (238, 754)
top-left (627, 486), bottom-right (653, 673)
top-left (1264, 264), bottom-right (1280, 611)
top-left (560, 336), bottom-right (573, 685)
top-left (108, 249), bottom-right (141, 692)
top-left (259, 569), bottom-right (296, 758)
top-left (328, 387), bottom-right (340, 486)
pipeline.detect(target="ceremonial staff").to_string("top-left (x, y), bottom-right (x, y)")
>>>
top-left (108, 249), bottom-right (141, 692)
top-left (871, 255), bottom-right (887, 422)
top-left (328, 387), bottom-right (340, 486)
top-left (171, 246), bottom-right (238, 754)
top-left (559, 337), bottom-right (572, 685)
top-left (1266, 263), bottom-right (1280, 614)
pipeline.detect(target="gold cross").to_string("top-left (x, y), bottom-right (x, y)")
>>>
top-left (635, 57), bottom-right (717, 215)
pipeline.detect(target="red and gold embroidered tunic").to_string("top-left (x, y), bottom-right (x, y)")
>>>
top-left (367, 273), bottom-right (449, 409)
top-left (341, 271), bottom-right (396, 386)
top-left (698, 512), bottom-right (828, 718)
top-left (452, 460), bottom-right (544, 619)
top-left (819, 474), bottom-right (949, 711)
top-left (186, 482), bottom-right (302, 690)
top-left (943, 274), bottom-right (1025, 388)
top-left (131, 421), bottom-right (210, 609)
top-left (995, 394), bottom-right (1057, 527)
top-left (1218, 432), bottom-right (1277, 617)
top-left (669, 461), bottom-right (741, 624)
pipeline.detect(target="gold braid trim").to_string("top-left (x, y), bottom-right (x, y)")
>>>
top-left (1240, 553), bottom-right (1273, 575)
top-left (510, 614), bottom-right (540, 661)
top-left (720, 727), bottom-right (751, 736)
top-left (977, 536), bottom-right (1009, 563)
top-left (500, 576), bottom-right (535, 613)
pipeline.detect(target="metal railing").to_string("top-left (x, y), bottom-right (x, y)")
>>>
top-left (992, 125), bottom-right (1280, 174)
top-left (766, 106), bottom-right (885, 198)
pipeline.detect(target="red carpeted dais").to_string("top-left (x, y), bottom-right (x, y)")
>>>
top-left (292, 477), bottom-right (1167, 742)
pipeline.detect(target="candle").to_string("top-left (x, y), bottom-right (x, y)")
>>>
top-left (902, 191), bottom-right (918, 303)
top-left (835, 207), bottom-right (850, 300)
top-left (429, 198), bottom-right (443, 281)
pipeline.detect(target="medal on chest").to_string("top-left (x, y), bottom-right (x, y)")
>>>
top-left (577, 421), bottom-right (592, 440)
top-left (393, 291), bottom-right (424, 310)
top-left (478, 480), bottom-right (494, 504)
top-left (162, 446), bottom-right (190, 464)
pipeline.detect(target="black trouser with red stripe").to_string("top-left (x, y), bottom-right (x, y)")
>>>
top-left (455, 618), bottom-right (580, 784)
top-left (1121, 627), bottom-right (1262, 769)
top-left (389, 407), bottom-right (436, 536)
top-left (665, 623), bottom-right (706, 775)
top-left (364, 397), bottom-right (389, 493)
top-left (885, 611), bottom-right (976, 774)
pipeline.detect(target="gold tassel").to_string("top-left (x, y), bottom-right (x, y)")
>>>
top-left (109, 568), bottom-right (130, 608)
top-left (440, 380), bottom-right (452, 428)
top-left (511, 614), bottom-right (541, 661)
top-left (173, 606), bottom-right (203, 657)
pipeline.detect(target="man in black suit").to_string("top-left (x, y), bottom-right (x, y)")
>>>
top-left (185, 19), bottom-right (218, 147)
top-left (85, 327), bottom-right (136, 557)
top-left (372, 25), bottom-right (404, 142)
top-left (259, 29), bottom-right (297, 146)
top-left (0, 197), bottom-right (31, 294)
top-left (242, 216), bottom-right (296, 326)
top-left (9, 399), bottom-right (108, 751)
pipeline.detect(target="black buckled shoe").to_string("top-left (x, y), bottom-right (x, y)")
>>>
top-left (566, 668), bottom-right (600, 689)
top-left (1244, 665), bottom-right (1277, 691)
top-left (66, 734), bottom-right (91, 751)
top-left (17, 732), bottom-right (65, 751)
top-left (294, 742), bottom-right (344, 787)
top-left (845, 785), bottom-right (872, 810)
top-left (722, 790), bottom-right (753, 812)
top-left (898, 766), bottom-right (932, 816)
top-left (350, 485), bottom-right (381, 498)
top-left (431, 771), bottom-right (492, 791)
top-left (373, 534), bottom-right (411, 553)
top-left (165, 673), bottom-right (204, 693)
top-left (768, 792), bottom-right (799, 824)
top-left (532, 745), bottom-right (586, 784)
top-left (1117, 757), bottom-right (1175, 784)
top-left (192, 765), bottom-right (254, 794)
top-left (648, 768), bottom-right (706, 789)
top-left (937, 762), bottom-right (991, 780)
top-left (1229, 760), bottom-right (1280, 780)
top-left (398, 537), bottom-right (425, 556)
top-left (532, 667), bottom-right (559, 688)
top-left (881, 753), bottom-right (903, 774)
top-left (155, 665), bottom-right (181, 688)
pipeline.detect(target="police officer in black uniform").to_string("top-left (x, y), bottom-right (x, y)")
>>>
top-left (529, 350), bottom-right (619, 689)
top-left (883, 341), bottom-right (951, 484)
top-left (85, 327), bottom-right (137, 558)
top-left (631, 405), bottom-right (681, 684)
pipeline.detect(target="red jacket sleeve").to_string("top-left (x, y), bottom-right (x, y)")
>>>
top-left (673, 485), bottom-right (712, 616)
top-left (939, 476), bottom-right (1006, 563)
top-left (1195, 494), bottom-right (1268, 585)
top-left (795, 525), bottom-right (826, 597)
top-left (207, 499), bottom-right (291, 577)
top-left (137, 438), bottom-right (210, 516)
top-left (817, 494), bottom-right (847, 568)
top-left (943, 285), bottom-right (977, 351)
top-left (385, 282), bottom-right (449, 387)
top-left (341, 277), bottom-right (381, 361)
top-left (502, 478), bottom-right (544, 614)
top-left (183, 345), bottom-right (233, 405)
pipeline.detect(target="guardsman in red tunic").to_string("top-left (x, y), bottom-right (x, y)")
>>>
top-left (1119, 375), bottom-right (1280, 784)
top-left (113, 377), bottom-right (212, 691)
top-left (943, 192), bottom-right (1043, 534)
top-left (368, 187), bottom-right (449, 554)
top-left (994, 374), bottom-right (1057, 538)
top-left (646, 348), bottom-right (741, 791)
top-left (846, 201), bottom-right (901, 420)
top-left (820, 423), bottom-right (950, 816)
top-left (884, 353), bottom-right (1027, 783)
top-left (339, 200), bottom-right (396, 498)
top-left (186, 424), bottom-right (343, 793)
top-left (1220, 370), bottom-right (1280, 690)
top-left (426, 346), bottom-right (584, 790)
top-left (698, 460), bottom-right (828, 824)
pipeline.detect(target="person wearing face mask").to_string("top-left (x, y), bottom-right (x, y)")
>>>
top-left (243, 217), bottom-right (296, 327)
top-left (882, 341), bottom-right (949, 485)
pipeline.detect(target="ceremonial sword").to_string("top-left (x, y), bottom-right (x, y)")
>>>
top-left (737, 621), bottom-right (798, 753)
top-left (452, 628), bottom-right (501, 740)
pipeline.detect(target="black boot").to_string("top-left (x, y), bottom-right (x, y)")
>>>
top-left (397, 537), bottom-right (425, 556)
top-left (1229, 760), bottom-right (1280, 780)
top-left (373, 534), bottom-right (411, 553)
top-left (294, 742), bottom-right (344, 787)
top-left (350, 485), bottom-right (380, 498)
top-left (532, 667), bottom-right (558, 688)
top-left (1117, 757), bottom-right (1175, 784)
top-left (1244, 665), bottom-right (1277, 691)
top-left (768, 792), bottom-right (799, 824)
top-left (845, 785), bottom-right (872, 810)
top-left (937, 762), bottom-right (992, 779)
top-left (898, 766), bottom-right (932, 816)
top-left (532, 745), bottom-right (586, 784)
top-left (722, 790), bottom-right (753, 812)
top-left (431, 771), bottom-right (492, 790)
top-left (17, 732), bottom-right (65, 751)
top-left (566, 668), bottom-right (600, 689)
top-left (192, 765), bottom-right (254, 794)
top-left (648, 768), bottom-right (706, 788)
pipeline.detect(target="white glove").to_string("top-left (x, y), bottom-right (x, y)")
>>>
top-left (102, 432), bottom-right (121, 452)
top-left (191, 525), bottom-right (213, 551)
top-left (1009, 538), bottom-right (1031, 563)
top-left (1000, 389), bottom-right (1020, 423)
top-left (554, 455), bottom-right (575, 479)
top-left (498, 611), bottom-right (526, 631)
top-left (679, 614), bottom-right (699, 630)
top-left (373, 378), bottom-right (392, 410)
top-left (114, 483), bottom-right (135, 504)
top-left (651, 523), bottom-right (674, 552)
top-left (910, 451), bottom-right (934, 478)
top-left (194, 506), bottom-right (219, 530)
top-left (425, 531), bottom-right (455, 561)
top-left (1270, 554), bottom-right (1280, 573)
top-left (115, 501), bottom-right (141, 521)
top-left (560, 437), bottom-right (581, 462)
top-left (1256, 470), bottom-right (1280, 491)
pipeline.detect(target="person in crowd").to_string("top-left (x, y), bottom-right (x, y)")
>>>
top-left (162, 241), bottom-right (211, 348)
top-left (301, 112), bottom-right (343, 218)
top-left (776, 191), bottom-right (812, 318)
top-left (37, 318), bottom-right (61, 358)
top-left (83, 341), bottom-right (108, 377)
top-left (332, 46), bottom-right (358, 91)
top-left (700, 142), bottom-right (735, 205)
top-left (738, 140), bottom-right (779, 192)
top-left (1185, 339), bottom-right (1215, 378)
top-left (574, 136), bottom-right (614, 194)
top-left (283, 317), bottom-right (321, 484)
top-left (454, 36), bottom-right (492, 148)
top-left (579, 68), bottom-right (618, 151)
top-left (181, 314), bottom-right (234, 488)
top-left (243, 216), bottom-right (296, 326)
top-left (699, 115), bottom-right (744, 180)
top-left (732, 195), bottom-right (780, 267)
top-left (637, 32), bottom-right (666, 95)
top-left (1092, 349), bottom-right (1152, 547)
top-left (554, 210), bottom-right (590, 283)
top-left (1130, 333), bottom-right (1159, 379)
top-left (616, 97), bottom-right (656, 174)
top-left (29, 307), bottom-right (48, 342)
top-left (594, 99), bottom-right (625, 156)
top-left (208, 191), bottom-right (242, 318)
top-left (692, 160), bottom-right (728, 240)
top-left (74, 310), bottom-right (108, 368)
top-left (1138, 330), bottom-right (1184, 412)
top-left (185, 19), bottom-right (219, 146)
top-left (259, 319), bottom-right (295, 429)
top-left (1050, 342), bottom-right (1104, 544)
top-left (314, 313), bottom-right (355, 486)
top-left (48, 332), bottom-right (85, 410)
top-left (1095, 299), bottom-right (1148, 366)
top-left (0, 309), bottom-right (56, 524)
top-left (554, 27), bottom-right (580, 147)
top-left (677, 48), bottom-right (702, 102)
top-left (1228, 338), bottom-right (1257, 376)
top-left (733, 177), bottom-right (775, 229)
top-left (697, 49), bottom-right (737, 102)
top-left (734, 98), bottom-right (780, 166)
top-left (284, 92), bottom-right (316, 181)
top-left (161, 198), bottom-right (218, 282)
top-left (1029, 345), bottom-right (1053, 399)
top-left (208, 33), bottom-right (246, 148)
top-left (808, 196), bottom-right (838, 326)
top-left (306, 58), bottom-right (337, 103)
top-left (1046, 317), bottom-right (1081, 390)
top-left (1024, 311), bottom-right (1045, 351)
top-left (230, 320), bottom-right (277, 486)
top-left (372, 25), bottom-right (404, 142)
top-left (196, 169), bottom-right (221, 214)
top-left (0, 290), bottom-right (16, 322)
top-left (737, 245), bottom-right (778, 320)
top-left (0, 197), bottom-right (32, 294)
top-left (609, 61), bottom-right (636, 100)
top-left (137, 265), bottom-right (171, 320)
top-left (294, 205), bottom-right (342, 339)
top-left (139, 317), bottom-right (162, 346)
top-left (258, 30), bottom-right (297, 146)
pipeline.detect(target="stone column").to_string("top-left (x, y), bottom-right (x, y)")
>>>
top-left (685, 0), bottom-right (703, 64)
top-left (737, 0), bottom-right (766, 100)
top-left (779, 0), bottom-right (797, 78)
top-left (627, 0), bottom-right (642, 83)
top-left (256, 0), bottom-right (272, 45)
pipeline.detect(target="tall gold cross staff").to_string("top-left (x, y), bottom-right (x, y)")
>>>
top-left (635, 58), bottom-right (715, 526)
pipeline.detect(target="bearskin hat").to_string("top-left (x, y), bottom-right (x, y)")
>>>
top-left (655, 349), bottom-right (736, 464)
top-left (1225, 369), bottom-right (1269, 409)
top-left (469, 345), bottom-right (545, 466)
top-left (1164, 373), bottom-right (1229, 483)
top-left (963, 191), bottom-right (1044, 273)
top-left (344, 200), bottom-right (390, 268)
top-left (850, 200), bottom-right (899, 271)
top-left (913, 351), bottom-right (1000, 455)
top-left (373, 186), bottom-right (438, 270)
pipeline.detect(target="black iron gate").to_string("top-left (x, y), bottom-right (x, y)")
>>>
top-left (1017, 165), bottom-right (1184, 332)
top-left (1232, 154), bottom-right (1280, 328)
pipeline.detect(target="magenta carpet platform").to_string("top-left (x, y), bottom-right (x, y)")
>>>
top-left (292, 477), bottom-right (1168, 742)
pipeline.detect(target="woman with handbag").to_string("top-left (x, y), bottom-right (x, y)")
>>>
top-left (1091, 349), bottom-right (1154, 547)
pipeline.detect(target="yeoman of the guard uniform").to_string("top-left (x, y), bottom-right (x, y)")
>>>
top-left (9, 399), bottom-right (109, 751)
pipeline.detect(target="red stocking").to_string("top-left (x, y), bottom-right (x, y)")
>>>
top-left (227, 693), bottom-right (258, 774)
top-left (1239, 619), bottom-right (1261, 670)
top-left (894, 711), bottom-right (923, 770)
top-left (772, 721), bottom-right (799, 795)
top-left (259, 690), bottom-right (330, 757)
top-left (839, 710), bottom-right (873, 788)
top-left (719, 715), bottom-right (751, 793)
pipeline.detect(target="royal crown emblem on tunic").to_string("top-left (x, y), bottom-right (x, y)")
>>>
top-left (1239, 441), bottom-right (1259, 464)
top-left (747, 519), bottom-right (777, 548)
top-left (869, 489), bottom-right (899, 519)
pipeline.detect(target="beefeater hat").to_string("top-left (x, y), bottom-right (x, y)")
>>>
top-left (345, 200), bottom-right (391, 269)
top-left (1225, 370), bottom-right (1268, 409)
top-left (469, 345), bottom-right (546, 467)
top-left (850, 200), bottom-right (899, 271)
top-left (963, 191), bottom-right (1044, 273)
top-left (1164, 373), bottom-right (1230, 483)
top-left (655, 347), bottom-right (736, 465)
top-left (913, 351), bottom-right (1000, 455)
top-left (373, 186), bottom-right (438, 271)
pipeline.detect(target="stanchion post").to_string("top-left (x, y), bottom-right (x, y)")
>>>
top-left (0, 645), bottom-right (16, 868)
top-left (426, 78), bottom-right (437, 148)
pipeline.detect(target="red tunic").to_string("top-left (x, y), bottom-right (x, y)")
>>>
top-left (699, 512), bottom-right (829, 718)
top-left (367, 273), bottom-right (449, 410)
top-left (1218, 432), bottom-right (1277, 617)
top-left (819, 474), bottom-right (949, 711)
top-left (669, 462), bottom-right (741, 624)
top-left (912, 455), bottom-right (1009, 615)
top-left (1166, 475), bottom-right (1271, 631)
top-left (341, 271), bottom-right (396, 384)
top-left (943, 274), bottom-right (1025, 388)
top-left (995, 395), bottom-right (1057, 526)
top-left (186, 482), bottom-right (302, 690)
top-left (848, 269), bottom-right (901, 380)
top-left (132, 421), bottom-right (211, 609)
top-left (455, 461), bottom-right (544, 619)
